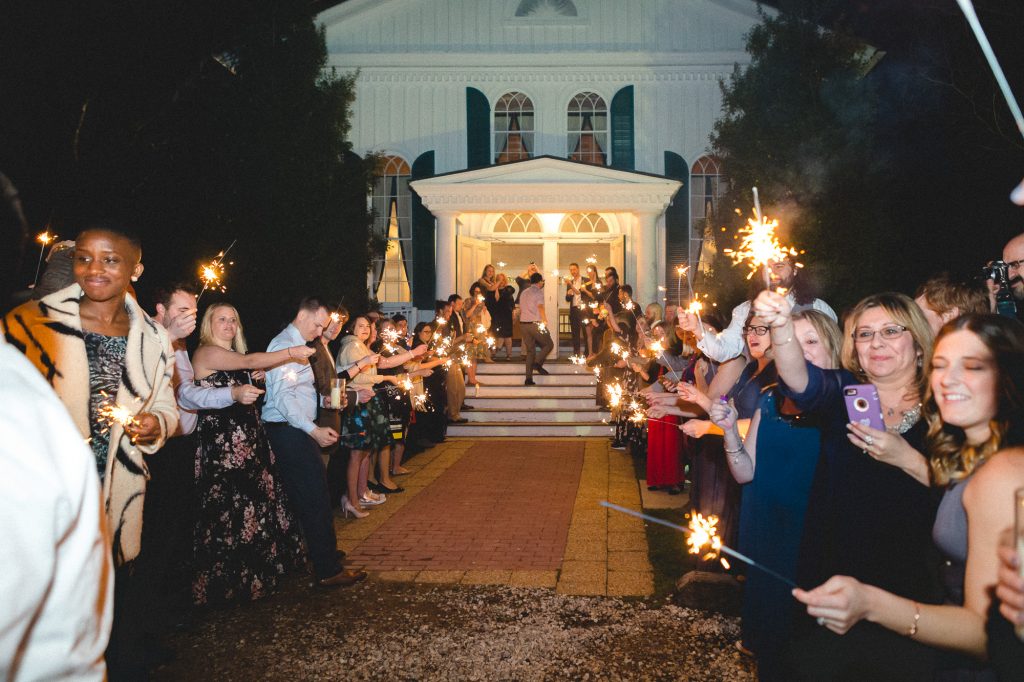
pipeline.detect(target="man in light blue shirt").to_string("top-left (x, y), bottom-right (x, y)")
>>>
top-left (263, 297), bottom-right (366, 588)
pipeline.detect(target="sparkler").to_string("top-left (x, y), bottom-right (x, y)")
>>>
top-left (723, 188), bottom-right (798, 290)
top-left (585, 255), bottom-right (598, 266)
top-left (568, 354), bottom-right (587, 365)
top-left (196, 239), bottom-right (237, 303)
top-left (497, 261), bottom-right (507, 269)
top-left (33, 230), bottom-right (57, 287)
top-left (675, 264), bottom-right (688, 309)
top-left (954, 0), bottom-right (1024, 142)
top-left (601, 501), bottom-right (798, 589)
top-left (536, 322), bottom-right (547, 335)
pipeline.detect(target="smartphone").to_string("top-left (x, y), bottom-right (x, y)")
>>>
top-left (844, 384), bottom-right (885, 431)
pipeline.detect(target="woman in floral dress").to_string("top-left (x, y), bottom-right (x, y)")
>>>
top-left (190, 303), bottom-right (313, 606)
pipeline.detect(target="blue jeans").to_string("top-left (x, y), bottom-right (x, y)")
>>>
top-left (264, 422), bottom-right (340, 579)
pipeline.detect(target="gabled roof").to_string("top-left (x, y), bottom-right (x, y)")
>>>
top-left (410, 156), bottom-right (682, 214)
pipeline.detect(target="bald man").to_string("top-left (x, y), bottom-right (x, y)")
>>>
top-left (1003, 232), bottom-right (1024, 306)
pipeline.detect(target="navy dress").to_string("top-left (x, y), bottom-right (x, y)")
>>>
top-left (780, 362), bottom-right (943, 681)
top-left (738, 388), bottom-right (821, 680)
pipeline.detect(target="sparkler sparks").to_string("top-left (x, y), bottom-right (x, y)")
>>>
top-left (585, 255), bottom-right (597, 265)
top-left (496, 261), bottom-right (507, 268)
top-left (196, 239), bottom-right (237, 302)
top-left (568, 354), bottom-right (587, 365)
top-left (601, 502), bottom-right (797, 589)
top-left (686, 512), bottom-right (725, 563)
top-left (33, 230), bottom-right (59, 287)
top-left (606, 383), bottom-right (624, 407)
top-left (536, 322), bottom-right (547, 334)
top-left (723, 189), bottom-right (798, 288)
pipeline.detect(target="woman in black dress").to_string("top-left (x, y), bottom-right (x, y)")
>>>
top-left (486, 271), bottom-right (516, 360)
top-left (190, 303), bottom-right (311, 606)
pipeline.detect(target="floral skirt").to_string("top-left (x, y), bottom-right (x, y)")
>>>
top-left (341, 393), bottom-right (390, 451)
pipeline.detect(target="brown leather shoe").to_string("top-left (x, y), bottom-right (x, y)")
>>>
top-left (318, 569), bottom-right (368, 588)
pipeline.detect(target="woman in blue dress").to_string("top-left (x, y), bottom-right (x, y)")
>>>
top-left (709, 310), bottom-right (843, 679)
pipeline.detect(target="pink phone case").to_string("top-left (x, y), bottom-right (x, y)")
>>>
top-left (844, 384), bottom-right (885, 431)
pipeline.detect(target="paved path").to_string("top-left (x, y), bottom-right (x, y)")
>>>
top-left (337, 438), bottom-right (654, 596)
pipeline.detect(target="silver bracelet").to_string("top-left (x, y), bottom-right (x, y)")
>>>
top-left (724, 445), bottom-right (744, 455)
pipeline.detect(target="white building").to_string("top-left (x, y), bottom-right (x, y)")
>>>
top-left (319, 0), bottom-right (762, 339)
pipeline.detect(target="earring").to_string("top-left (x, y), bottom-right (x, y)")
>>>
top-left (131, 276), bottom-right (139, 282)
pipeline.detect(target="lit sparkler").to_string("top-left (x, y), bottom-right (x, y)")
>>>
top-left (196, 239), bottom-right (238, 303)
top-left (585, 255), bottom-right (597, 265)
top-left (568, 354), bottom-right (587, 365)
top-left (601, 502), bottom-right (797, 588)
top-left (606, 383), bottom-right (624, 408)
top-left (33, 230), bottom-right (57, 287)
top-left (675, 264), bottom-right (688, 309)
top-left (723, 188), bottom-right (798, 289)
top-left (497, 261), bottom-right (507, 269)
top-left (536, 322), bottom-right (547, 334)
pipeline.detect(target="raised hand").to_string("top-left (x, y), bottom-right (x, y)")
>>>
top-left (751, 290), bottom-right (792, 327)
top-left (708, 400), bottom-right (738, 432)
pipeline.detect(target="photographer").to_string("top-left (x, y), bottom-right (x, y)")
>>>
top-left (986, 232), bottom-right (1024, 321)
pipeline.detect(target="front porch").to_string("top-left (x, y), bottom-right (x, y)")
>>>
top-left (410, 156), bottom-right (682, 355)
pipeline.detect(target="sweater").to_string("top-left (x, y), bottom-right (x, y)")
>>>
top-left (2, 284), bottom-right (178, 565)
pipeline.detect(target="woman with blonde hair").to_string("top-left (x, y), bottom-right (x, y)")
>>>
top-left (752, 290), bottom-right (941, 679)
top-left (190, 303), bottom-right (314, 606)
top-left (793, 313), bottom-right (1024, 679)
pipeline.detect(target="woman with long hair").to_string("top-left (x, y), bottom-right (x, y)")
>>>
top-left (708, 310), bottom-right (843, 676)
top-left (189, 303), bottom-right (313, 605)
top-left (581, 264), bottom-right (602, 356)
top-left (792, 314), bottom-right (1024, 679)
top-left (753, 290), bottom-right (942, 679)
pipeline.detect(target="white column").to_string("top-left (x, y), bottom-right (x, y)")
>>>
top-left (634, 211), bottom-right (660, 307)
top-left (434, 211), bottom-right (458, 299)
top-left (543, 239), bottom-right (559, 359)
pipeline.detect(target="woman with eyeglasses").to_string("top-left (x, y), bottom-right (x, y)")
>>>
top-left (707, 310), bottom-right (843, 678)
top-left (792, 314), bottom-right (1024, 680)
top-left (752, 290), bottom-right (942, 680)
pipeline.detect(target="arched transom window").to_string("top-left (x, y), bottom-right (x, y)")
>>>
top-left (493, 213), bottom-right (541, 233)
top-left (370, 155), bottom-right (412, 303)
top-left (560, 213), bottom-right (609, 233)
top-left (690, 155), bottom-right (726, 236)
top-left (567, 92), bottom-right (608, 166)
top-left (494, 92), bottom-right (534, 164)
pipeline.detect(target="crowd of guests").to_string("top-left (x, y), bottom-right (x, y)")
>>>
top-left (2, 217), bottom-right (1024, 681)
top-left (595, 231), bottom-right (1024, 680)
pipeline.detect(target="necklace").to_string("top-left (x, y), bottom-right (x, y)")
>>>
top-left (887, 403), bottom-right (922, 435)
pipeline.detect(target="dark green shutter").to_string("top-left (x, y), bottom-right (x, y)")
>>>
top-left (664, 151), bottom-right (689, 281)
top-left (466, 87), bottom-right (490, 170)
top-left (610, 86), bottom-right (635, 170)
top-left (411, 151), bottom-right (436, 309)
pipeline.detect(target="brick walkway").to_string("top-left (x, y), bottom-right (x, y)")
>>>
top-left (337, 438), bottom-right (654, 596)
top-left (345, 441), bottom-right (583, 572)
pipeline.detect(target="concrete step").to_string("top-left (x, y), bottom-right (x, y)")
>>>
top-left (473, 374), bottom-right (595, 386)
top-left (473, 385), bottom-right (596, 398)
top-left (463, 408), bottom-right (606, 423)
top-left (446, 421), bottom-right (613, 438)
top-left (465, 396), bottom-right (600, 410)
top-left (477, 362), bottom-right (589, 376)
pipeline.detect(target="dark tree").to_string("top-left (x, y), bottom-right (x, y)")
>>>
top-left (0, 1), bottom-right (379, 346)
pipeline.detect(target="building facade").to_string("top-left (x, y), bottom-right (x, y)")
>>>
top-left (319, 0), bottom-right (762, 335)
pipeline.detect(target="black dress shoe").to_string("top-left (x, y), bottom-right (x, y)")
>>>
top-left (367, 481), bottom-right (388, 494)
top-left (448, 417), bottom-right (468, 424)
top-left (461, 404), bottom-right (475, 410)
top-left (336, 549), bottom-right (347, 561)
top-left (377, 484), bottom-right (405, 494)
top-left (524, 378), bottom-right (536, 386)
top-left (534, 365), bottom-right (550, 375)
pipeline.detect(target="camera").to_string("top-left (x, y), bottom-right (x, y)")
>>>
top-left (983, 260), bottom-right (1018, 318)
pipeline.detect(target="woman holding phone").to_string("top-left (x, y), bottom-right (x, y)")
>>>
top-left (752, 290), bottom-right (941, 680)
top-left (791, 314), bottom-right (1024, 679)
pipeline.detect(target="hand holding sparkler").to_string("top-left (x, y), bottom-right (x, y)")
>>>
top-left (680, 419), bottom-right (714, 439)
top-left (751, 289), bottom-right (793, 329)
top-left (675, 382), bottom-right (711, 412)
top-left (708, 398), bottom-right (739, 432)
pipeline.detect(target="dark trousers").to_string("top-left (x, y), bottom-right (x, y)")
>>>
top-left (327, 446), bottom-right (349, 508)
top-left (140, 434), bottom-right (195, 628)
top-left (568, 305), bottom-right (584, 355)
top-left (520, 321), bottom-right (554, 379)
top-left (106, 561), bottom-right (148, 680)
top-left (264, 422), bottom-right (340, 580)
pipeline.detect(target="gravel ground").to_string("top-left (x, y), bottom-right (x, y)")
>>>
top-left (152, 575), bottom-right (756, 681)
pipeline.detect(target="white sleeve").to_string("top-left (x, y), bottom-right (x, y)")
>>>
top-left (175, 349), bottom-right (234, 411)
top-left (695, 300), bottom-right (749, 363)
top-left (0, 345), bottom-right (112, 681)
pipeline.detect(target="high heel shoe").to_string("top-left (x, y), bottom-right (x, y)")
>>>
top-left (360, 492), bottom-right (387, 506)
top-left (341, 495), bottom-right (369, 519)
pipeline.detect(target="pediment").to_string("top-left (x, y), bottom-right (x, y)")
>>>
top-left (414, 157), bottom-right (677, 188)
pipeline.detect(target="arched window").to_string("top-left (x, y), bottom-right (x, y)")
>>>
top-left (494, 92), bottom-right (534, 164)
top-left (560, 213), bottom-right (609, 233)
top-left (690, 155), bottom-right (726, 236)
top-left (515, 0), bottom-right (578, 17)
top-left (493, 213), bottom-right (542, 233)
top-left (567, 92), bottom-right (608, 166)
top-left (371, 155), bottom-right (412, 303)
